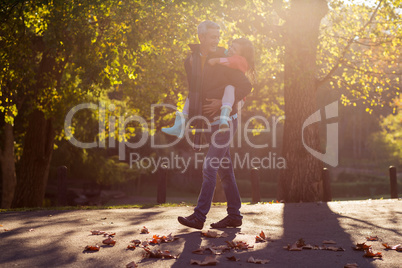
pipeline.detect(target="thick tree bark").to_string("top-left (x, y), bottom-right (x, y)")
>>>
top-left (278, 0), bottom-right (328, 202)
top-left (12, 110), bottom-right (55, 208)
top-left (0, 123), bottom-right (17, 208)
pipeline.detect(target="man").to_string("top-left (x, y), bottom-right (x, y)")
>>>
top-left (178, 20), bottom-right (252, 229)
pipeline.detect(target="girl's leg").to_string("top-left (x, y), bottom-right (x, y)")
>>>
top-left (182, 98), bottom-right (190, 115)
top-left (221, 85), bottom-right (235, 108)
top-left (219, 85), bottom-right (235, 130)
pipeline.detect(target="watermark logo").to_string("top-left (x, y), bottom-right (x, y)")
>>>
top-left (302, 101), bottom-right (338, 167)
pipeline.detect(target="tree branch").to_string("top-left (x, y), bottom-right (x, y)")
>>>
top-left (317, 0), bottom-right (384, 87)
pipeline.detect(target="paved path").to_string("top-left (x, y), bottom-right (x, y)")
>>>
top-left (0, 199), bottom-right (401, 267)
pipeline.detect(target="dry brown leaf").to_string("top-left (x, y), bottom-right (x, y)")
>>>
top-left (323, 240), bottom-right (337, 244)
top-left (226, 255), bottom-right (240, 261)
top-left (127, 244), bottom-right (136, 250)
top-left (364, 247), bottom-right (382, 258)
top-left (84, 245), bottom-right (100, 251)
top-left (366, 236), bottom-right (379, 241)
top-left (190, 256), bottom-right (219, 266)
top-left (226, 240), bottom-right (253, 250)
top-left (382, 243), bottom-right (402, 250)
top-left (91, 230), bottom-right (106, 235)
top-left (289, 242), bottom-right (302, 251)
top-left (130, 239), bottom-right (141, 246)
top-left (352, 242), bottom-right (371, 251)
top-left (102, 237), bottom-right (116, 246)
top-left (344, 263), bottom-right (359, 268)
top-left (247, 256), bottom-right (270, 264)
top-left (126, 261), bottom-right (138, 268)
top-left (143, 247), bottom-right (179, 259)
top-left (141, 226), bottom-right (149, 234)
top-left (302, 244), bottom-right (313, 250)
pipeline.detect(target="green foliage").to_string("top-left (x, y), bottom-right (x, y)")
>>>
top-left (367, 99), bottom-right (402, 165)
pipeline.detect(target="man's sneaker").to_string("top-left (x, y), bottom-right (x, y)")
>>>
top-left (178, 214), bottom-right (204, 230)
top-left (210, 215), bottom-right (242, 228)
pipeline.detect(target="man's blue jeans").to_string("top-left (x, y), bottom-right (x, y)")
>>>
top-left (193, 118), bottom-right (242, 222)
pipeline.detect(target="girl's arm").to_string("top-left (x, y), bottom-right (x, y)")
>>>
top-left (208, 55), bottom-right (248, 73)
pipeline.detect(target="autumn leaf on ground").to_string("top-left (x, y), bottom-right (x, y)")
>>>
top-left (131, 239), bottom-right (141, 246)
top-left (103, 232), bottom-right (116, 237)
top-left (192, 245), bottom-right (229, 255)
top-left (382, 243), bottom-right (402, 251)
top-left (148, 233), bottom-right (179, 244)
top-left (141, 226), bottom-right (149, 234)
top-left (226, 240), bottom-right (254, 250)
top-left (255, 231), bottom-right (269, 243)
top-left (344, 263), bottom-right (359, 268)
top-left (352, 243), bottom-right (371, 251)
top-left (326, 246), bottom-right (345, 251)
top-left (247, 256), bottom-right (270, 264)
top-left (126, 261), bottom-right (138, 268)
top-left (227, 255), bottom-right (240, 261)
top-left (84, 245), bottom-right (100, 251)
top-left (286, 238), bottom-right (305, 251)
top-left (102, 237), bottom-right (116, 246)
top-left (127, 244), bottom-right (136, 250)
top-left (190, 256), bottom-right (219, 266)
top-left (366, 236), bottom-right (379, 241)
top-left (143, 247), bottom-right (179, 259)
top-left (201, 230), bottom-right (228, 238)
top-left (323, 240), bottom-right (337, 244)
top-left (364, 247), bottom-right (382, 258)
top-left (91, 230), bottom-right (106, 235)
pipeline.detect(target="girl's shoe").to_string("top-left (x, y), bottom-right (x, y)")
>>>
top-left (219, 105), bottom-right (232, 131)
top-left (161, 112), bottom-right (188, 138)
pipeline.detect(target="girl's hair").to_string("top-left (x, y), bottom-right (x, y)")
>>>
top-left (232, 38), bottom-right (257, 85)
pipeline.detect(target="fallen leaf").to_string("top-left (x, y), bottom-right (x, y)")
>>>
top-left (102, 237), bottom-right (116, 246)
top-left (247, 256), bottom-right (270, 264)
top-left (192, 247), bottom-right (206, 255)
top-left (353, 243), bottom-right (371, 251)
top-left (126, 261), bottom-right (138, 268)
top-left (127, 244), bottom-right (136, 250)
top-left (226, 240), bottom-right (253, 250)
top-left (288, 242), bottom-right (302, 251)
top-left (344, 263), bottom-right (359, 268)
top-left (220, 232), bottom-right (229, 238)
top-left (143, 247), bottom-right (179, 259)
top-left (302, 244), bottom-right (313, 250)
top-left (226, 255), bottom-right (240, 261)
top-left (201, 230), bottom-right (229, 238)
top-left (382, 243), bottom-right (402, 251)
top-left (131, 239), bottom-right (141, 246)
top-left (190, 256), bottom-right (219, 266)
top-left (255, 231), bottom-right (270, 243)
top-left (84, 245), bottom-right (100, 251)
top-left (141, 226), bottom-right (149, 234)
top-left (366, 236), bottom-right (379, 241)
top-left (323, 240), bottom-right (337, 244)
top-left (103, 232), bottom-right (116, 237)
top-left (364, 247), bottom-right (382, 258)
top-left (91, 230), bottom-right (106, 235)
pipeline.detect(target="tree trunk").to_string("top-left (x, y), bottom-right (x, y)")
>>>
top-left (12, 110), bottom-right (55, 208)
top-left (277, 0), bottom-right (328, 202)
top-left (0, 123), bottom-right (17, 208)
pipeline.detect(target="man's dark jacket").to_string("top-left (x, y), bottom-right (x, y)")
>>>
top-left (184, 44), bottom-right (252, 125)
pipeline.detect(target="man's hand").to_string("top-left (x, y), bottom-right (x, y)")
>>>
top-left (203, 98), bottom-right (221, 117)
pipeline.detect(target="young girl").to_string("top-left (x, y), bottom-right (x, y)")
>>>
top-left (162, 38), bottom-right (256, 138)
